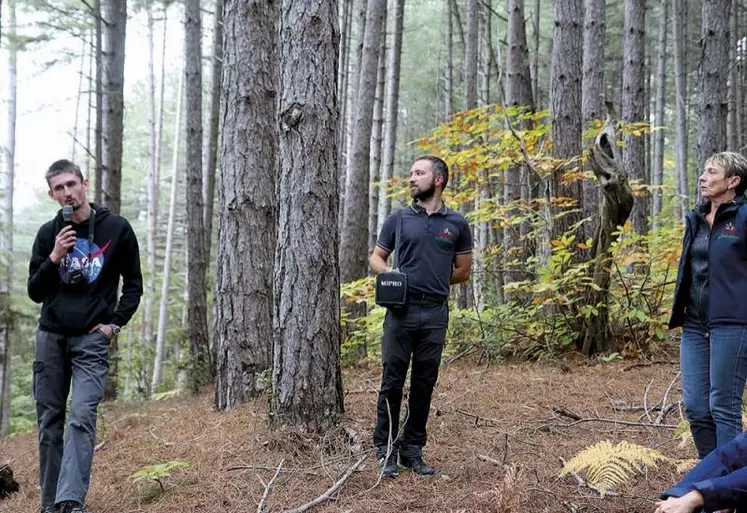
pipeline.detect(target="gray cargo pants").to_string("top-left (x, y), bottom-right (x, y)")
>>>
top-left (33, 329), bottom-right (109, 509)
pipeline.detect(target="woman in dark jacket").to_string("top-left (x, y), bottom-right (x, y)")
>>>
top-left (655, 431), bottom-right (747, 512)
top-left (670, 151), bottom-right (747, 460)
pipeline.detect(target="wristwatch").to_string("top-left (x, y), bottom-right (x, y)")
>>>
top-left (111, 324), bottom-right (121, 336)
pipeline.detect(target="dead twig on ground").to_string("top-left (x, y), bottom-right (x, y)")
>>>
top-left (559, 417), bottom-right (678, 429)
top-left (257, 459), bottom-right (284, 513)
top-left (281, 454), bottom-right (368, 513)
top-left (642, 377), bottom-right (655, 423)
top-left (654, 372), bottom-right (680, 426)
top-left (553, 407), bottom-right (582, 421)
top-left (622, 360), bottom-right (677, 372)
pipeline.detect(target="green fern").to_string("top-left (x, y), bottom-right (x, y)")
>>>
top-left (131, 461), bottom-right (189, 495)
top-left (559, 441), bottom-right (668, 496)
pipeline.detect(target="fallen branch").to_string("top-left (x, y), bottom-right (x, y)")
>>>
top-left (553, 407), bottom-right (582, 421)
top-left (561, 417), bottom-right (678, 429)
top-left (281, 455), bottom-right (368, 513)
top-left (622, 360), bottom-right (677, 372)
top-left (257, 459), bottom-right (285, 513)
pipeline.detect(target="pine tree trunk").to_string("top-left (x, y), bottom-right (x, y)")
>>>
top-left (444, 0), bottom-right (454, 116)
top-left (142, 0), bottom-right (160, 388)
top-left (673, 0), bottom-right (689, 219)
top-left (203, 0), bottom-right (223, 265)
top-left (93, 0), bottom-right (103, 204)
top-left (622, 0), bottom-right (647, 236)
top-left (184, 0), bottom-right (212, 393)
top-left (465, 0), bottom-right (478, 110)
top-left (505, 0), bottom-right (534, 293)
top-left (531, 0), bottom-right (540, 106)
top-left (340, 0), bottom-right (386, 284)
top-left (152, 68), bottom-right (184, 393)
top-left (101, 0), bottom-right (126, 215)
top-left (728, 0), bottom-right (739, 150)
top-left (85, 29), bottom-right (94, 180)
top-left (273, 0), bottom-right (343, 431)
top-left (337, 0), bottom-right (352, 178)
top-left (214, 0), bottom-right (278, 410)
top-left (378, 0), bottom-right (405, 233)
top-left (368, 29), bottom-right (386, 256)
top-left (0, 0), bottom-right (17, 436)
top-left (102, 0), bottom-right (126, 401)
top-left (652, 0), bottom-right (668, 229)
top-left (581, 0), bottom-right (604, 244)
top-left (72, 37), bottom-right (87, 161)
top-left (456, 0), bottom-right (479, 309)
top-left (550, 0), bottom-right (583, 240)
top-left (697, 0), bottom-right (730, 173)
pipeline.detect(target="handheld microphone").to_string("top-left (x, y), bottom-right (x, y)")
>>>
top-left (62, 205), bottom-right (74, 224)
top-left (62, 205), bottom-right (74, 254)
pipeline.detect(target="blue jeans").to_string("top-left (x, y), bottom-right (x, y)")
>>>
top-left (34, 329), bottom-right (110, 509)
top-left (680, 324), bottom-right (747, 459)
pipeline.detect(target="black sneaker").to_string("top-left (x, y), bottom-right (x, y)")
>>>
top-left (40, 507), bottom-right (57, 513)
top-left (376, 446), bottom-right (399, 477)
top-left (57, 501), bottom-right (87, 513)
top-left (399, 446), bottom-right (439, 476)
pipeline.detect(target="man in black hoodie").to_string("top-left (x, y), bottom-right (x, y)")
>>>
top-left (28, 160), bottom-right (143, 513)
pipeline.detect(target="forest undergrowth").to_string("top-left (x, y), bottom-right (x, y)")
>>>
top-left (0, 353), bottom-right (693, 513)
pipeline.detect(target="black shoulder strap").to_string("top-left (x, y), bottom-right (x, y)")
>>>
top-left (394, 208), bottom-right (403, 269)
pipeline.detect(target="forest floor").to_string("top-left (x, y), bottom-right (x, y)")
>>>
top-left (0, 356), bottom-right (694, 513)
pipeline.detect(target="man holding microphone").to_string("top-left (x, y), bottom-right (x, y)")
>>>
top-left (28, 160), bottom-right (143, 513)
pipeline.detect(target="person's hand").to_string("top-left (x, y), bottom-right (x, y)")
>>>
top-left (654, 491), bottom-right (704, 513)
top-left (50, 226), bottom-right (76, 264)
top-left (90, 323), bottom-right (115, 340)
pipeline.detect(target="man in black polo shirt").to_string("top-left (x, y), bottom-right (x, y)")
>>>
top-left (369, 155), bottom-right (472, 477)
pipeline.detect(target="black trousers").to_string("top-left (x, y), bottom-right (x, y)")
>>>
top-left (373, 300), bottom-right (447, 449)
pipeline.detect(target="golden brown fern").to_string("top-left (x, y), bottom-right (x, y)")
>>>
top-left (559, 440), bottom-right (668, 496)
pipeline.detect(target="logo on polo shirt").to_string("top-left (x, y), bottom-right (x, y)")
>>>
top-left (436, 227), bottom-right (453, 244)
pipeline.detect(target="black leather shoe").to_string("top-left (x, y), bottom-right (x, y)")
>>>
top-left (376, 446), bottom-right (399, 477)
top-left (399, 447), bottom-right (439, 476)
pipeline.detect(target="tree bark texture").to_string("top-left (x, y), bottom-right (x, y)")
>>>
top-left (101, 0), bottom-right (126, 401)
top-left (464, 0), bottom-right (478, 109)
top-left (621, 0), bottom-right (647, 235)
top-left (273, 0), bottom-right (343, 432)
top-left (185, 0), bottom-right (212, 393)
top-left (101, 0), bottom-right (126, 215)
top-left (581, 0), bottom-right (604, 244)
top-left (203, 0), bottom-right (224, 265)
top-left (504, 0), bottom-right (534, 289)
top-left (142, 0), bottom-right (159, 380)
top-left (377, 0), bottom-right (405, 232)
top-left (368, 31), bottom-right (386, 255)
top-left (93, 0), bottom-right (103, 205)
top-left (340, 0), bottom-right (386, 284)
top-left (0, 0), bottom-right (16, 435)
top-left (673, 0), bottom-right (689, 219)
top-left (215, 0), bottom-right (278, 410)
top-left (727, 0), bottom-right (739, 150)
top-left (549, 0), bottom-right (583, 237)
top-left (696, 0), bottom-right (730, 174)
top-left (652, 0), bottom-right (668, 229)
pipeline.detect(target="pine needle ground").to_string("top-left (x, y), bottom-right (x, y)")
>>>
top-left (0, 359), bottom-right (689, 513)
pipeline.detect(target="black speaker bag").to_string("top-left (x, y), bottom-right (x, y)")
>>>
top-left (375, 208), bottom-right (407, 308)
top-left (375, 270), bottom-right (407, 307)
